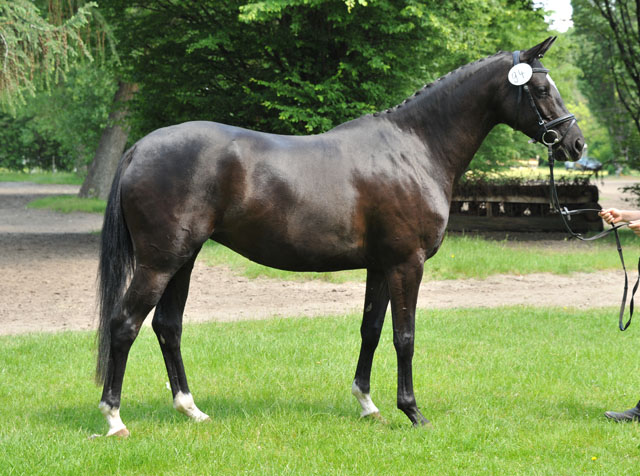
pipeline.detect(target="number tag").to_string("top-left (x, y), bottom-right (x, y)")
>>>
top-left (508, 63), bottom-right (533, 86)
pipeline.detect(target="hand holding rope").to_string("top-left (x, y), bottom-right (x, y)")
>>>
top-left (547, 143), bottom-right (639, 331)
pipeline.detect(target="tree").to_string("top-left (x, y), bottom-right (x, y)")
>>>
top-left (572, 0), bottom-right (640, 169)
top-left (0, 1), bottom-right (119, 181)
top-left (95, 0), bottom-right (549, 175)
top-left (79, 81), bottom-right (137, 198)
top-left (0, 0), bottom-right (98, 111)
top-left (0, 62), bottom-right (116, 171)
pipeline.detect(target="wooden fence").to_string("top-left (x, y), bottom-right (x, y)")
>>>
top-left (447, 183), bottom-right (603, 233)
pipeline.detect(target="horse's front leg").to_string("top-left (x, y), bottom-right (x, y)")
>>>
top-left (352, 268), bottom-right (389, 419)
top-left (386, 253), bottom-right (430, 426)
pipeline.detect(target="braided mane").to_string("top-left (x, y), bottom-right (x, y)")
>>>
top-left (373, 51), bottom-right (506, 117)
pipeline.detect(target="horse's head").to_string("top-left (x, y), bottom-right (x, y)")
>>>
top-left (501, 37), bottom-right (585, 162)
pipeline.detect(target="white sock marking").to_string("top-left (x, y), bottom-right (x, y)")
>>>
top-left (173, 391), bottom-right (210, 422)
top-left (351, 381), bottom-right (380, 417)
top-left (99, 402), bottom-right (127, 436)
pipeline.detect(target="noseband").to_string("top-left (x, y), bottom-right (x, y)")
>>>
top-left (512, 51), bottom-right (638, 331)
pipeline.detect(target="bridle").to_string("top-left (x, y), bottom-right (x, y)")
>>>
top-left (512, 50), bottom-right (638, 331)
top-left (512, 50), bottom-right (577, 146)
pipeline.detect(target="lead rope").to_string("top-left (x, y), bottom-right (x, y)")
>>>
top-left (548, 145), bottom-right (638, 330)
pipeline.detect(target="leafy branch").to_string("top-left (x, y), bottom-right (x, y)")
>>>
top-left (0, 0), bottom-right (100, 112)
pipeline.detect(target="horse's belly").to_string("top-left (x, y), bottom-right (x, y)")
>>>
top-left (211, 221), bottom-right (366, 272)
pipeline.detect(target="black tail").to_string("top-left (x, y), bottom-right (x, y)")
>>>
top-left (95, 147), bottom-right (136, 384)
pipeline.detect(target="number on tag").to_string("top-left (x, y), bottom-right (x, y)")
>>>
top-left (508, 63), bottom-right (533, 86)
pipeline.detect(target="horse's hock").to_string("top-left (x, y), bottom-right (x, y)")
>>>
top-left (448, 182), bottom-right (603, 233)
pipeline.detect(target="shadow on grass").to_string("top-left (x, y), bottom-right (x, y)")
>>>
top-left (36, 393), bottom-right (363, 435)
top-left (556, 398), bottom-right (621, 423)
top-left (38, 392), bottom-right (612, 437)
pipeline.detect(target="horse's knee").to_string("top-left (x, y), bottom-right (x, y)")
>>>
top-left (393, 333), bottom-right (415, 358)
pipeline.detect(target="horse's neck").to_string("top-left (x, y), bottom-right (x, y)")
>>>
top-left (388, 55), bottom-right (507, 181)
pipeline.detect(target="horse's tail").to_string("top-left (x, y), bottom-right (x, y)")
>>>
top-left (95, 146), bottom-right (136, 384)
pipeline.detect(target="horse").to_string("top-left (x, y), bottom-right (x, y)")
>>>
top-left (95, 36), bottom-right (584, 436)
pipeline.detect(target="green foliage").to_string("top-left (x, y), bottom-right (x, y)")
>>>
top-left (572, 0), bottom-right (640, 169)
top-left (3, 308), bottom-right (640, 474)
top-left (0, 110), bottom-right (63, 170)
top-left (0, 1), bottom-right (585, 174)
top-left (98, 0), bottom-right (550, 154)
top-left (0, 0), bottom-right (99, 111)
top-left (0, 63), bottom-right (116, 171)
top-left (473, 125), bottom-right (541, 173)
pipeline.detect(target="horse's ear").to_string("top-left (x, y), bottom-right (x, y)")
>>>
top-left (520, 36), bottom-right (557, 63)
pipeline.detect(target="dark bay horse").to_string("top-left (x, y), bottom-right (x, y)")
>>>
top-left (95, 37), bottom-right (584, 436)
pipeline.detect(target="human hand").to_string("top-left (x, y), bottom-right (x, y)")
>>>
top-left (629, 220), bottom-right (640, 237)
top-left (599, 208), bottom-right (625, 225)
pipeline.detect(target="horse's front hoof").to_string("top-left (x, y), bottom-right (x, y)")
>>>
top-left (412, 418), bottom-right (432, 428)
top-left (411, 410), bottom-right (431, 428)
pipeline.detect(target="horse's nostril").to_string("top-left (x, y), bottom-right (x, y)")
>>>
top-left (575, 137), bottom-right (584, 152)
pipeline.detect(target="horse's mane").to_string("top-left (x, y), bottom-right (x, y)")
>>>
top-left (373, 51), bottom-right (506, 117)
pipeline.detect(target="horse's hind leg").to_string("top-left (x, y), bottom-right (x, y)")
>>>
top-left (152, 249), bottom-right (209, 422)
top-left (352, 268), bottom-right (389, 419)
top-left (99, 265), bottom-right (174, 437)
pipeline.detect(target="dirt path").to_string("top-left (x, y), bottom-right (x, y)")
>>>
top-left (0, 178), bottom-right (638, 336)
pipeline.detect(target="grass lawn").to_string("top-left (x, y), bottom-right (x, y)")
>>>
top-left (200, 228), bottom-right (640, 282)
top-left (0, 169), bottom-right (83, 185)
top-left (26, 195), bottom-right (107, 214)
top-left (1, 307), bottom-right (640, 475)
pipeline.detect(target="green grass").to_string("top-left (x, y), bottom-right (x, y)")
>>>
top-left (1, 307), bottom-right (640, 475)
top-left (0, 169), bottom-right (83, 185)
top-left (200, 229), bottom-right (640, 282)
top-left (26, 195), bottom-right (107, 214)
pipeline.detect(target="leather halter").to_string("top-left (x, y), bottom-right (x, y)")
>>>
top-left (513, 51), bottom-right (637, 331)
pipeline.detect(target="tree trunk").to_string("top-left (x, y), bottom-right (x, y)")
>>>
top-left (78, 81), bottom-right (138, 199)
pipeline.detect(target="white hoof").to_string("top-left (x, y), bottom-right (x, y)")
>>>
top-left (99, 402), bottom-right (129, 437)
top-left (351, 381), bottom-right (380, 417)
top-left (174, 392), bottom-right (210, 422)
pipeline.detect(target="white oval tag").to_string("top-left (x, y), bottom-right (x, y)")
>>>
top-left (508, 63), bottom-right (533, 86)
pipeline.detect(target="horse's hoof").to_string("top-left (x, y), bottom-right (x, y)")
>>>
top-left (362, 412), bottom-right (388, 424)
top-left (413, 420), bottom-right (432, 429)
top-left (109, 428), bottom-right (130, 438)
top-left (412, 414), bottom-right (432, 428)
top-left (88, 427), bottom-right (130, 440)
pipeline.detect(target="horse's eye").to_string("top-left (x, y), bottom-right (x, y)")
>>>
top-left (535, 86), bottom-right (549, 97)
